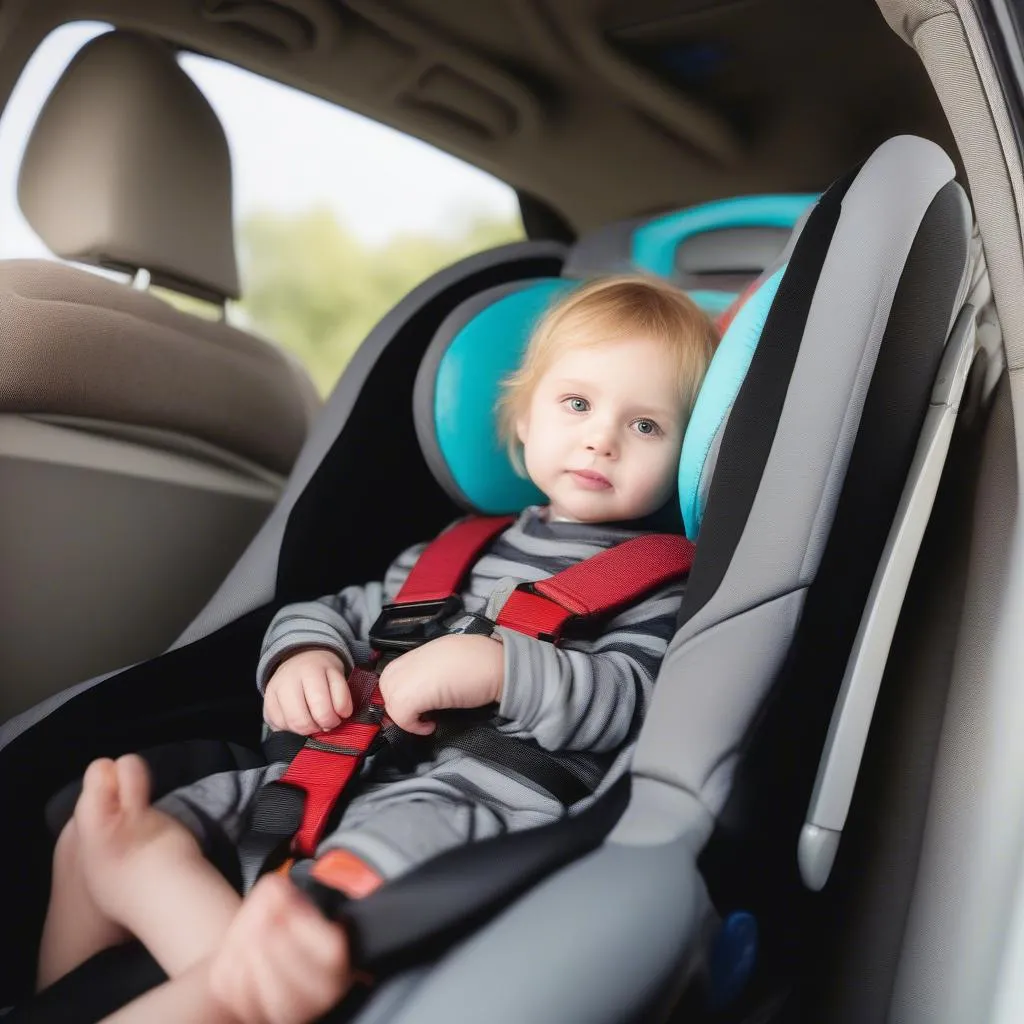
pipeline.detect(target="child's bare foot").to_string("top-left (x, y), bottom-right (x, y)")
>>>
top-left (73, 754), bottom-right (202, 925)
top-left (208, 873), bottom-right (352, 1024)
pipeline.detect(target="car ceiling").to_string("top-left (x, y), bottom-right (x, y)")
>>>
top-left (0, 0), bottom-right (957, 232)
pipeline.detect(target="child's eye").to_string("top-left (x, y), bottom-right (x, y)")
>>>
top-left (564, 396), bottom-right (590, 413)
top-left (632, 418), bottom-right (662, 437)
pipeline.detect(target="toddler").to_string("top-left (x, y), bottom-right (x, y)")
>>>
top-left (36, 275), bottom-right (717, 1023)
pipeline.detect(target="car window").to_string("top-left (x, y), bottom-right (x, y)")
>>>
top-left (0, 22), bottom-right (524, 395)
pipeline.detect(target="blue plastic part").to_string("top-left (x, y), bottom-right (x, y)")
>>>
top-left (678, 266), bottom-right (785, 539)
top-left (687, 289), bottom-right (738, 316)
top-left (708, 911), bottom-right (759, 1010)
top-left (632, 194), bottom-right (819, 278)
top-left (435, 279), bottom-right (574, 514)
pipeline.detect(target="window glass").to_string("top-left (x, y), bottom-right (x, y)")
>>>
top-left (0, 23), bottom-right (524, 394)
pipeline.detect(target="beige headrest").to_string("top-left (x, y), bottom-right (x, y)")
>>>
top-left (18, 31), bottom-right (239, 302)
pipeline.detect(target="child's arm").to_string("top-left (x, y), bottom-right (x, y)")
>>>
top-left (495, 580), bottom-right (685, 753)
top-left (374, 580), bottom-right (685, 752)
top-left (256, 541), bottom-right (427, 694)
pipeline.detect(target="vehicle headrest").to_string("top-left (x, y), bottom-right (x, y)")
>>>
top-left (565, 194), bottom-right (817, 318)
top-left (413, 265), bottom-right (790, 540)
top-left (17, 31), bottom-right (239, 303)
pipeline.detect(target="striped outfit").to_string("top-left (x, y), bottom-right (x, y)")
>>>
top-left (157, 507), bottom-right (685, 890)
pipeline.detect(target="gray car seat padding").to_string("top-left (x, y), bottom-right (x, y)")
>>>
top-left (628, 138), bottom-right (965, 814)
top-left (374, 840), bottom-right (715, 1024)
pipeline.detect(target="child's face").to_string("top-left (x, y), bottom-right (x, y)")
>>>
top-left (516, 335), bottom-right (687, 523)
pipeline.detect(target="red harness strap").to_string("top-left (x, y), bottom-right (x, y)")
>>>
top-left (254, 517), bottom-right (695, 861)
top-left (279, 516), bottom-right (514, 857)
top-left (495, 533), bottom-right (695, 640)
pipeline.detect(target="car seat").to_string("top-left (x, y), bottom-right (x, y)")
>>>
top-left (0, 30), bottom-right (320, 715)
top-left (0, 135), bottom-right (984, 1023)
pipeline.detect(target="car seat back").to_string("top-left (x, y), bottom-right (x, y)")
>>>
top-left (0, 31), bottom-right (320, 712)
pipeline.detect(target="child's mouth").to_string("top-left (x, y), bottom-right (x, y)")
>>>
top-left (569, 469), bottom-right (612, 490)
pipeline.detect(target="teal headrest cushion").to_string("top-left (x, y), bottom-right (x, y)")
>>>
top-left (414, 269), bottom-right (785, 538)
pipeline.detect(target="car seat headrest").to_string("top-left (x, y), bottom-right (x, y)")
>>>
top-left (564, 194), bottom-right (817, 318)
top-left (18, 31), bottom-right (239, 303)
top-left (414, 266), bottom-right (791, 539)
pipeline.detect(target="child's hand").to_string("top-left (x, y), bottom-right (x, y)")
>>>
top-left (378, 634), bottom-right (504, 736)
top-left (207, 873), bottom-right (351, 1024)
top-left (264, 649), bottom-right (352, 735)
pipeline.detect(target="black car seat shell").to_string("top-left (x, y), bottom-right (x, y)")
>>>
top-left (0, 135), bottom-right (982, 1023)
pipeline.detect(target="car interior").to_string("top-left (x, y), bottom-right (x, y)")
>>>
top-left (2, 0), bottom-right (1024, 1022)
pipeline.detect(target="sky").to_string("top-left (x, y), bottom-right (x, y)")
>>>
top-left (0, 21), bottom-right (519, 260)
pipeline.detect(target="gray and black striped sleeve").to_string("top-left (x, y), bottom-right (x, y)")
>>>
top-left (495, 580), bottom-right (685, 753)
top-left (255, 542), bottom-right (427, 693)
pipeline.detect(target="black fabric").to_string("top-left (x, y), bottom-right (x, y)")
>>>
top-left (3, 942), bottom-right (166, 1024)
top-left (698, 181), bottom-right (970, 991)
top-left (42, 738), bottom-right (264, 838)
top-left (678, 167), bottom-right (857, 626)
top-left (0, 608), bottom-right (270, 1005)
top-left (262, 729), bottom-right (307, 764)
top-left (276, 251), bottom-right (565, 605)
top-left (430, 725), bottom-right (599, 806)
top-left (238, 779), bottom-right (309, 877)
top-left (517, 190), bottom-right (576, 244)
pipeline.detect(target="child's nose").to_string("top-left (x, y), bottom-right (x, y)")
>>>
top-left (586, 424), bottom-right (618, 457)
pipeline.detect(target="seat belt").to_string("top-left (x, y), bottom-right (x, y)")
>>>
top-left (240, 516), bottom-right (695, 871)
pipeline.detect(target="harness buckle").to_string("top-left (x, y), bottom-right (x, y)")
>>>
top-left (369, 595), bottom-right (462, 654)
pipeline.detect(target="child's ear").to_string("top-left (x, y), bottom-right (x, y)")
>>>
top-left (515, 413), bottom-right (529, 445)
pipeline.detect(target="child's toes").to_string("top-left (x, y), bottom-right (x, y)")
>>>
top-left (113, 754), bottom-right (151, 814)
top-left (76, 759), bottom-right (121, 829)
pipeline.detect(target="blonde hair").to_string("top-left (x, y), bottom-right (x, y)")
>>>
top-left (497, 274), bottom-right (719, 471)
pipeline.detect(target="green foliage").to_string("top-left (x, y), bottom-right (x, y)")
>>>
top-left (233, 208), bottom-right (524, 395)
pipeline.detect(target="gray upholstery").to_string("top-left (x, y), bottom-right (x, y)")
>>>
top-left (674, 225), bottom-right (792, 276)
top-left (18, 31), bottom-right (238, 302)
top-left (626, 139), bottom-right (965, 829)
top-left (561, 216), bottom-right (645, 279)
top-left (379, 839), bottom-right (714, 1023)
